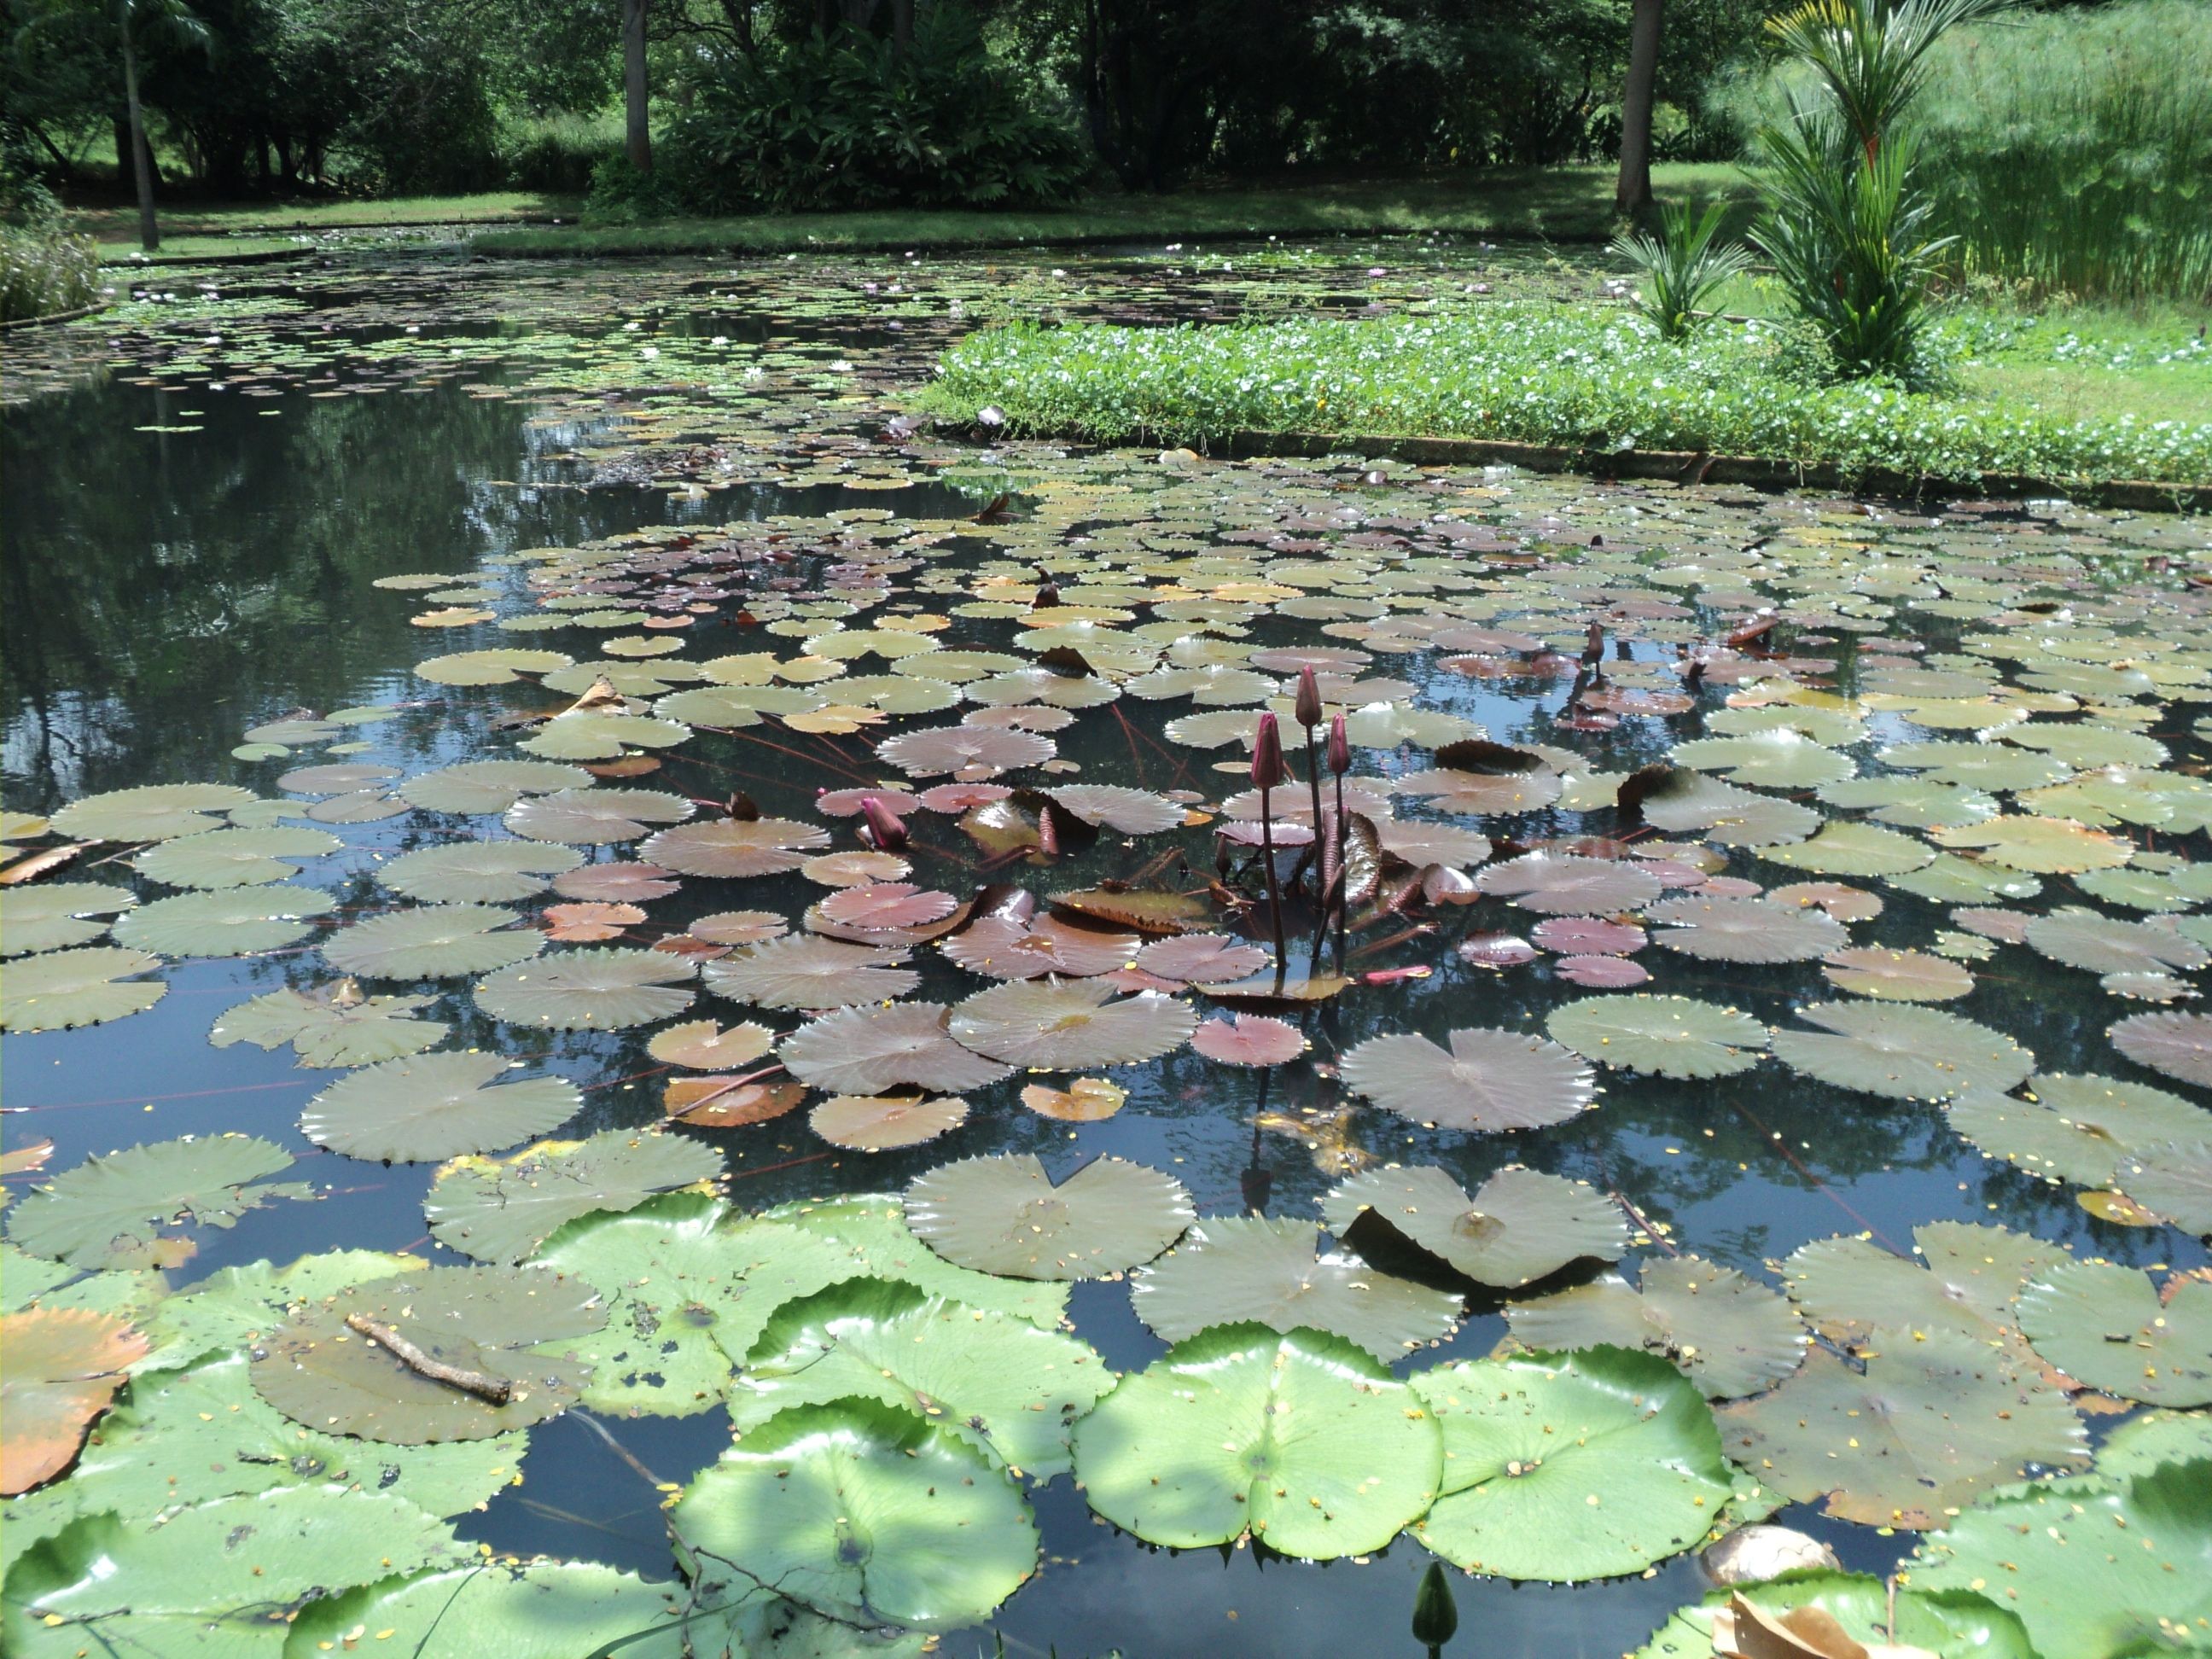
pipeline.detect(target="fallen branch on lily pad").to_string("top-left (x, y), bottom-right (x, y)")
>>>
top-left (345, 1311), bottom-right (514, 1404)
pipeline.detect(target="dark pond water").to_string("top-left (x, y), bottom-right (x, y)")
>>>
top-left (3, 244), bottom-right (2207, 1659)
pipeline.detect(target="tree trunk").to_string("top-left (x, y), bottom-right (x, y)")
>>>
top-left (890, 0), bottom-right (912, 55)
top-left (623, 0), bottom-right (652, 174)
top-left (1615, 0), bottom-right (1663, 218)
top-left (119, 1), bottom-right (159, 252)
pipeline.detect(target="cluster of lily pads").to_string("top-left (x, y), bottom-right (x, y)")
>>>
top-left (3, 245), bottom-right (2210, 1657)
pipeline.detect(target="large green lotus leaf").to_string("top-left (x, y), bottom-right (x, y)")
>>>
top-left (2029, 907), bottom-right (2211, 976)
top-left (1646, 895), bottom-right (1848, 963)
top-left (1545, 994), bottom-right (1768, 1079)
top-left (1474, 853), bottom-right (1664, 915)
top-left (111, 884), bottom-right (333, 958)
top-left (2117, 1136), bottom-right (2212, 1237)
top-left (2018, 1260), bottom-right (2212, 1406)
top-left (1884, 853), bottom-right (2043, 903)
top-left (2, 946), bottom-right (166, 1033)
top-left (424, 1129), bottom-right (724, 1263)
top-left (528, 1195), bottom-right (870, 1417)
top-left (138, 1249), bottom-right (425, 1372)
top-left (1318, 1164), bottom-right (1626, 1288)
top-left (132, 827), bottom-right (341, 889)
top-left (57, 1352), bottom-right (524, 1522)
top-left (1816, 775), bottom-right (1999, 829)
top-left (1632, 1571), bottom-right (2039, 1659)
top-left (399, 759), bottom-right (596, 814)
top-left (0, 1243), bottom-right (164, 1323)
top-left (282, 1563), bottom-right (700, 1659)
top-left (1628, 767), bottom-right (1820, 846)
top-left (210, 986), bottom-right (448, 1068)
top-left (47, 783), bottom-right (258, 842)
top-left (0, 882), bottom-right (136, 957)
top-left (1506, 1257), bottom-right (1807, 1400)
top-left (1670, 731), bottom-right (1854, 789)
top-left (1754, 820), bottom-right (1933, 877)
top-left (516, 710), bottom-right (691, 760)
top-left (2003, 723), bottom-right (2169, 768)
top-left (1128, 1215), bottom-right (1461, 1361)
top-left (1714, 1327), bottom-right (2087, 1528)
top-left (413, 648), bottom-right (572, 686)
top-left (946, 980), bottom-right (1196, 1068)
top-left (380, 841), bottom-right (583, 903)
top-left (751, 1194), bottom-right (1070, 1327)
top-left (1337, 1027), bottom-right (1596, 1131)
top-left (1932, 814), bottom-right (2133, 873)
top-left (322, 904), bottom-right (545, 979)
top-left (778, 1002), bottom-right (1010, 1091)
top-left (1771, 1001), bottom-right (2033, 1101)
top-left (1783, 1221), bottom-right (2069, 1349)
top-left (12, 1489), bottom-right (463, 1637)
top-left (473, 947), bottom-right (696, 1030)
top-left (251, 1264), bottom-right (604, 1443)
top-left (1074, 1322), bottom-right (1441, 1557)
top-left (1946, 1073), bottom-right (2209, 1187)
top-left (7, 1136), bottom-right (311, 1270)
top-left (673, 1398), bottom-right (1039, 1633)
top-left (1406, 1347), bottom-right (1736, 1581)
top-left (503, 787), bottom-right (693, 845)
top-left (904, 1154), bottom-right (1193, 1280)
top-left (2095, 1407), bottom-right (2212, 1478)
top-left (301, 1053), bottom-right (580, 1163)
top-left (1911, 1462), bottom-right (2212, 1659)
top-left (728, 1276), bottom-right (1114, 1477)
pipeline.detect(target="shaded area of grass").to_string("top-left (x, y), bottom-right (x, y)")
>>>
top-left (71, 192), bottom-right (581, 262)
top-left (469, 166), bottom-right (1748, 259)
top-left (918, 305), bottom-right (2212, 487)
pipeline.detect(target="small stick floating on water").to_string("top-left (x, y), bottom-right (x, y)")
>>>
top-left (345, 1312), bottom-right (514, 1404)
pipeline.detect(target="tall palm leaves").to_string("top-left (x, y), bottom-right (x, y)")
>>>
top-left (1609, 201), bottom-right (1755, 340)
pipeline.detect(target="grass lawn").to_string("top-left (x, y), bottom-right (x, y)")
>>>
top-left (468, 165), bottom-right (1748, 259)
top-left (72, 191), bottom-right (582, 263)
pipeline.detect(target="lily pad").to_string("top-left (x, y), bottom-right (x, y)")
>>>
top-left (782, 1002), bottom-right (1015, 1093)
top-left (905, 1154), bottom-right (1193, 1280)
top-left (672, 1398), bottom-right (1038, 1633)
top-left (2017, 1260), bottom-right (2212, 1406)
top-left (1320, 1165), bottom-right (1626, 1288)
top-left (1476, 853), bottom-right (1663, 915)
top-left (1129, 1215), bottom-right (1462, 1360)
top-left (1073, 1323), bottom-right (1442, 1557)
top-left (301, 1053), bottom-right (579, 1162)
top-left (1946, 1073), bottom-right (2209, 1187)
top-left (1782, 1222), bottom-right (2069, 1349)
top-left (2027, 908), bottom-right (2210, 976)
top-left (474, 948), bottom-right (696, 1030)
top-left (504, 788), bottom-right (693, 845)
top-left (1771, 1002), bottom-right (2034, 1101)
top-left (113, 884), bottom-right (332, 957)
top-left (812, 1092), bottom-right (970, 1150)
top-left (0, 882), bottom-right (137, 957)
top-left (1, 946), bottom-right (166, 1033)
top-left (1755, 821), bottom-right (1933, 878)
top-left (2109, 1010), bottom-right (2212, 1086)
top-left (641, 816), bottom-right (831, 876)
top-left (1647, 895), bottom-right (1848, 963)
top-left (1546, 995), bottom-right (1768, 1078)
top-left (380, 841), bottom-right (583, 904)
top-left (0, 1308), bottom-right (147, 1495)
top-left (1931, 815), bottom-right (2132, 873)
top-left (948, 980), bottom-right (1196, 1068)
top-left (211, 985), bottom-right (448, 1068)
top-left (1507, 1257), bottom-right (1807, 1399)
top-left (1407, 1347), bottom-right (1737, 1581)
top-left (48, 783), bottom-right (257, 842)
top-left (703, 935), bottom-right (921, 1010)
top-left (282, 1562), bottom-right (698, 1659)
top-left (1190, 1012), bottom-right (1306, 1066)
top-left (1337, 1027), bottom-right (1595, 1132)
top-left (133, 827), bottom-right (341, 889)
top-left (647, 1017), bottom-right (775, 1069)
top-left (399, 760), bottom-right (596, 814)
top-left (876, 724), bottom-right (1055, 778)
top-left (322, 903), bottom-right (544, 979)
top-left (7, 1135), bottom-right (310, 1270)
top-left (424, 1130), bottom-right (725, 1263)
top-left (940, 914), bottom-right (1140, 979)
top-left (1633, 1572), bottom-right (2038, 1659)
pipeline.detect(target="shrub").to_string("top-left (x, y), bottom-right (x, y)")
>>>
top-left (504, 115), bottom-right (622, 195)
top-left (1610, 201), bottom-right (1755, 338)
top-left (655, 9), bottom-right (1088, 218)
top-left (1, 180), bottom-right (101, 323)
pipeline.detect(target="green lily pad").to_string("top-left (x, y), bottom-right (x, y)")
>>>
top-left (1546, 995), bottom-right (1768, 1078)
top-left (1671, 731), bottom-right (1854, 789)
top-left (1407, 1347), bottom-right (1738, 1581)
top-left (905, 1155), bottom-right (1194, 1280)
top-left (398, 760), bottom-right (597, 815)
top-left (133, 827), bottom-right (341, 889)
top-left (2116, 1136), bottom-right (2212, 1237)
top-left (1319, 1164), bottom-right (1626, 1288)
top-left (211, 986), bottom-right (448, 1068)
top-left (1931, 815), bottom-right (2132, 873)
top-left (301, 1052), bottom-right (579, 1162)
top-left (1506, 1257), bottom-right (1807, 1399)
top-left (1783, 1222), bottom-right (2069, 1349)
top-left (1946, 1073), bottom-right (2209, 1187)
top-left (1338, 1027), bottom-right (1596, 1131)
top-left (640, 815), bottom-right (833, 877)
top-left (413, 648), bottom-right (572, 686)
top-left (1816, 776), bottom-right (1999, 829)
top-left (728, 1276), bottom-right (1114, 1477)
top-left (2095, 1407), bottom-right (2212, 1478)
top-left (2026, 908), bottom-right (2210, 975)
top-left (1771, 1002), bottom-right (2034, 1101)
top-left (1754, 820), bottom-right (1933, 877)
top-left (47, 783), bottom-right (258, 842)
top-left (474, 947), bottom-right (696, 1030)
top-left (504, 787), bottom-right (693, 845)
top-left (251, 1264), bottom-right (604, 1442)
top-left (946, 980), bottom-right (1196, 1068)
top-left (518, 711), bottom-right (691, 760)
top-left (424, 1129), bottom-right (724, 1262)
top-left (138, 1249), bottom-right (427, 1373)
top-left (1, 946), bottom-right (166, 1033)
top-left (753, 1194), bottom-right (1070, 1327)
top-left (380, 841), bottom-right (584, 903)
top-left (1885, 853), bottom-right (2044, 903)
top-left (673, 1398), bottom-right (1038, 1633)
top-left (2017, 1260), bottom-right (2212, 1406)
top-left (0, 883), bottom-right (137, 957)
top-left (113, 884), bottom-right (332, 957)
top-left (1128, 1215), bottom-right (1462, 1360)
top-left (1633, 1571), bottom-right (2039, 1659)
top-left (323, 903), bottom-right (545, 979)
top-left (282, 1562), bottom-right (699, 1659)
top-left (1074, 1323), bottom-right (1442, 1557)
top-left (1714, 1326), bottom-right (2086, 1527)
top-left (1633, 769), bottom-right (1821, 846)
top-left (7, 1136), bottom-right (311, 1270)
top-left (1647, 896), bottom-right (1848, 963)
top-left (1910, 1460), bottom-right (2212, 1659)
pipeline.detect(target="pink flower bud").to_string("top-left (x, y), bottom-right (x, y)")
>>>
top-left (1294, 667), bottom-right (1323, 729)
top-left (1251, 713), bottom-right (1288, 789)
top-left (1327, 713), bottom-right (1351, 776)
top-left (858, 795), bottom-right (907, 851)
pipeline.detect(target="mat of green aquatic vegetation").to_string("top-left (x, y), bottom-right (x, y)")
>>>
top-left (923, 300), bottom-right (2212, 487)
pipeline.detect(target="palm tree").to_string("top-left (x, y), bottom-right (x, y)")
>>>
top-left (114, 0), bottom-right (207, 251)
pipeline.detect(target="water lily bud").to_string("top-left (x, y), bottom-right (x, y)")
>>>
top-left (1294, 666), bottom-right (1323, 729)
top-left (858, 795), bottom-right (907, 851)
top-left (1250, 713), bottom-right (1288, 789)
top-left (1327, 713), bottom-right (1351, 776)
top-left (1412, 1560), bottom-right (1458, 1650)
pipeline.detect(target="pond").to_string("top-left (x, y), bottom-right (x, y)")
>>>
top-left (3, 243), bottom-right (2209, 1659)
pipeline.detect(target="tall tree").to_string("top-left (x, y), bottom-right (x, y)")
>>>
top-left (1615, 0), bottom-right (1662, 216)
top-left (622, 0), bottom-right (649, 171)
top-left (114, 0), bottom-right (204, 249)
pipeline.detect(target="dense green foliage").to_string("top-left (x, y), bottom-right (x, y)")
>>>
top-left (922, 306), bottom-right (2212, 486)
top-left (0, 178), bottom-right (97, 319)
top-left (1609, 199), bottom-right (1752, 337)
